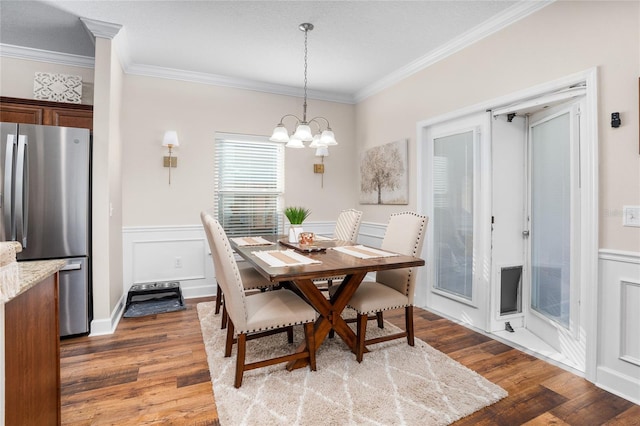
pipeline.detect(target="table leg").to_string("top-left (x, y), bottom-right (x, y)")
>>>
top-left (286, 272), bottom-right (366, 370)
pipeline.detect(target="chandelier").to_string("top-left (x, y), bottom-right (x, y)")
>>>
top-left (269, 23), bottom-right (337, 150)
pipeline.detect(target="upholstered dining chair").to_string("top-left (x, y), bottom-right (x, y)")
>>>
top-left (316, 209), bottom-right (363, 290)
top-left (202, 213), bottom-right (317, 388)
top-left (200, 212), bottom-right (274, 329)
top-left (339, 211), bottom-right (427, 363)
top-left (333, 209), bottom-right (363, 242)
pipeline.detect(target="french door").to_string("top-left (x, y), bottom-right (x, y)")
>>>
top-left (525, 100), bottom-right (585, 370)
top-left (424, 112), bottom-right (491, 329)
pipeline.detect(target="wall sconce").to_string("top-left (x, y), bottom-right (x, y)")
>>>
top-left (162, 130), bottom-right (179, 185)
top-left (314, 146), bottom-right (329, 188)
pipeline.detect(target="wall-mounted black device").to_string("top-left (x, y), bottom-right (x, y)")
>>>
top-left (611, 112), bottom-right (621, 128)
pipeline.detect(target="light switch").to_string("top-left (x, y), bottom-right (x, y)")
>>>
top-left (623, 206), bottom-right (640, 227)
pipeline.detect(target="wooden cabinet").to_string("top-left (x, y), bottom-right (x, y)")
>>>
top-left (5, 273), bottom-right (61, 425)
top-left (0, 96), bottom-right (93, 130)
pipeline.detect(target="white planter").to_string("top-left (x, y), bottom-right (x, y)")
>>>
top-left (288, 226), bottom-right (303, 243)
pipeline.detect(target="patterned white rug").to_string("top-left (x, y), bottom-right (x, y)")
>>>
top-left (197, 302), bottom-right (507, 425)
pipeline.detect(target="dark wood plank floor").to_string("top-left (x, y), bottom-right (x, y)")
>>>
top-left (61, 298), bottom-right (639, 425)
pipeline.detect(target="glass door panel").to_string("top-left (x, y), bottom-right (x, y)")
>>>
top-left (433, 131), bottom-right (474, 300)
top-left (530, 112), bottom-right (571, 328)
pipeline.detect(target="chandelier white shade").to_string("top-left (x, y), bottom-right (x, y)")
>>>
top-left (270, 23), bottom-right (337, 151)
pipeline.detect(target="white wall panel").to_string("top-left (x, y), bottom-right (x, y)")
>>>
top-left (123, 225), bottom-right (215, 300)
top-left (132, 238), bottom-right (206, 283)
top-left (620, 280), bottom-right (640, 366)
top-left (597, 250), bottom-right (640, 404)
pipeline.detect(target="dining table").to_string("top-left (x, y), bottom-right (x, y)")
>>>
top-left (230, 235), bottom-right (425, 370)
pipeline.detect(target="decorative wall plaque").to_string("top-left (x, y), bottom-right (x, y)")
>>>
top-left (33, 72), bottom-right (83, 104)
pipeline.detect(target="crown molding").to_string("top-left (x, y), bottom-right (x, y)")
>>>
top-left (0, 43), bottom-right (95, 68)
top-left (80, 17), bottom-right (123, 41)
top-left (354, 0), bottom-right (554, 102)
top-left (125, 63), bottom-right (355, 104)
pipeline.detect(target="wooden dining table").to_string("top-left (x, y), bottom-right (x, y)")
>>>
top-left (230, 236), bottom-right (425, 370)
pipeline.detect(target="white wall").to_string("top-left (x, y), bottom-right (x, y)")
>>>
top-left (120, 74), bottom-right (357, 227)
top-left (355, 0), bottom-right (640, 404)
top-left (356, 1), bottom-right (640, 254)
top-left (0, 56), bottom-right (94, 104)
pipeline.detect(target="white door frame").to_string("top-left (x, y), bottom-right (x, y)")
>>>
top-left (416, 68), bottom-right (599, 381)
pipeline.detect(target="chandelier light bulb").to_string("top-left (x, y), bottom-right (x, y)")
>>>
top-left (293, 123), bottom-right (313, 142)
top-left (320, 129), bottom-right (337, 146)
top-left (269, 124), bottom-right (290, 142)
top-left (286, 134), bottom-right (305, 148)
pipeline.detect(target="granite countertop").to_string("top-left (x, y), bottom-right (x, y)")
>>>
top-left (0, 242), bottom-right (65, 303)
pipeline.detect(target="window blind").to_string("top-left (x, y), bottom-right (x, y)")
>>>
top-left (214, 134), bottom-right (284, 237)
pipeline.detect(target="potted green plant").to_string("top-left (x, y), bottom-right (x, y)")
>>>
top-left (284, 206), bottom-right (311, 243)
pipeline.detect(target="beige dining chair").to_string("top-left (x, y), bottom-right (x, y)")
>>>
top-left (338, 211), bottom-right (427, 363)
top-left (200, 212), bottom-right (274, 329)
top-left (333, 209), bottom-right (363, 242)
top-left (316, 209), bottom-right (363, 290)
top-left (202, 213), bottom-right (317, 388)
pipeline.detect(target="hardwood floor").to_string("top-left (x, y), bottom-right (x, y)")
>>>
top-left (60, 298), bottom-right (639, 425)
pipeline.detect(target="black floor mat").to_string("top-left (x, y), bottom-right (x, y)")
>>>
top-left (123, 295), bottom-right (186, 318)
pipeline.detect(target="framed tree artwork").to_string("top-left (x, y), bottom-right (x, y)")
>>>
top-left (359, 139), bottom-right (408, 205)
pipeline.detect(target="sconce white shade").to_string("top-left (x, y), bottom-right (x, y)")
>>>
top-left (315, 146), bottom-right (329, 157)
top-left (293, 123), bottom-right (313, 141)
top-left (320, 129), bottom-right (337, 146)
top-left (285, 135), bottom-right (305, 148)
top-left (269, 125), bottom-right (290, 142)
top-left (162, 130), bottom-right (180, 147)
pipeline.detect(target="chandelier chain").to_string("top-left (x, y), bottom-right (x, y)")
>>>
top-left (302, 27), bottom-right (308, 122)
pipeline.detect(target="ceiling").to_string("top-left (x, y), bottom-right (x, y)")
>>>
top-left (0, 1), bottom-right (545, 102)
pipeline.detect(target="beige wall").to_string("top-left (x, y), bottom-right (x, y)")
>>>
top-left (91, 35), bottom-right (125, 320)
top-left (0, 56), bottom-right (94, 104)
top-left (120, 75), bottom-right (357, 226)
top-left (355, 1), bottom-right (640, 252)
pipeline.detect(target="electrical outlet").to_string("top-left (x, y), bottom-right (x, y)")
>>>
top-left (174, 256), bottom-right (183, 268)
top-left (623, 206), bottom-right (640, 227)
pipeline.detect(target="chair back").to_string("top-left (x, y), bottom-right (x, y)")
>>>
top-left (333, 209), bottom-right (363, 243)
top-left (201, 212), bottom-right (249, 329)
top-left (377, 212), bottom-right (428, 304)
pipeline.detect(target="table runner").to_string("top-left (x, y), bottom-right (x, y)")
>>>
top-left (332, 245), bottom-right (399, 259)
top-left (252, 249), bottom-right (322, 267)
top-left (230, 236), bottom-right (275, 246)
top-left (313, 235), bottom-right (336, 241)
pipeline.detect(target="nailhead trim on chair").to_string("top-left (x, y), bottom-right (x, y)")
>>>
top-left (239, 320), bottom-right (313, 335)
top-left (387, 212), bottom-right (426, 297)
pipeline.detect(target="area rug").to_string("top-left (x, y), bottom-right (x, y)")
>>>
top-left (197, 302), bottom-right (507, 425)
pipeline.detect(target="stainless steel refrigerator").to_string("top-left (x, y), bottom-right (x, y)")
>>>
top-left (1, 123), bottom-right (91, 337)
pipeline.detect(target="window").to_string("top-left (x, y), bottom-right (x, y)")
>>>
top-left (214, 133), bottom-right (284, 237)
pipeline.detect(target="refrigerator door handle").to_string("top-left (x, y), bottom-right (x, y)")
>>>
top-left (3, 134), bottom-right (16, 240)
top-left (15, 134), bottom-right (28, 248)
top-left (60, 262), bottom-right (82, 271)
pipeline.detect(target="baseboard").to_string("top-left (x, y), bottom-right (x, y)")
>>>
top-left (90, 294), bottom-right (125, 336)
top-left (596, 366), bottom-right (640, 405)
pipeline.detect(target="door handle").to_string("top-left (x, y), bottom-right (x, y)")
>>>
top-left (61, 262), bottom-right (82, 271)
top-left (3, 134), bottom-right (16, 239)
top-left (522, 230), bottom-right (530, 238)
top-left (15, 135), bottom-right (28, 248)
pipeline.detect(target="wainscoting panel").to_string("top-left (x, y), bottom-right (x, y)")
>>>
top-left (597, 250), bottom-right (640, 404)
top-left (132, 238), bottom-right (206, 283)
top-left (123, 225), bottom-right (215, 300)
top-left (620, 280), bottom-right (640, 366)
